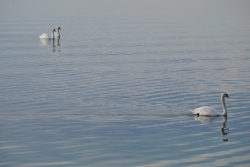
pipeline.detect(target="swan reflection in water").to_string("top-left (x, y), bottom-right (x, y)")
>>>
top-left (192, 115), bottom-right (229, 141)
top-left (39, 38), bottom-right (52, 46)
top-left (220, 116), bottom-right (229, 138)
top-left (39, 38), bottom-right (61, 52)
top-left (193, 115), bottom-right (218, 124)
top-left (56, 39), bottom-right (61, 52)
top-left (52, 39), bottom-right (61, 52)
top-left (57, 38), bottom-right (60, 46)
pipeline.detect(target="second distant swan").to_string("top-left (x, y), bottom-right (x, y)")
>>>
top-left (56, 27), bottom-right (61, 39)
top-left (190, 93), bottom-right (229, 116)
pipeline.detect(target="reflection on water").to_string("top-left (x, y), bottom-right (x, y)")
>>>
top-left (39, 38), bottom-right (53, 46)
top-left (193, 115), bottom-right (229, 142)
top-left (57, 39), bottom-right (60, 46)
top-left (0, 114), bottom-right (249, 166)
top-left (56, 39), bottom-right (61, 52)
top-left (52, 39), bottom-right (61, 52)
top-left (1, 0), bottom-right (250, 166)
top-left (220, 116), bottom-right (229, 141)
top-left (40, 38), bottom-right (61, 52)
top-left (52, 39), bottom-right (55, 52)
top-left (192, 115), bottom-right (220, 124)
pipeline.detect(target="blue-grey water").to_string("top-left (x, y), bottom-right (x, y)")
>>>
top-left (1, 1), bottom-right (250, 166)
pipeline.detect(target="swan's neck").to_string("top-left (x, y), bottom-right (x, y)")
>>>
top-left (221, 95), bottom-right (227, 115)
top-left (57, 29), bottom-right (60, 36)
top-left (52, 30), bottom-right (55, 39)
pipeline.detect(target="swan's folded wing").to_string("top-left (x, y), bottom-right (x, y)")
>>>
top-left (194, 106), bottom-right (218, 115)
top-left (39, 33), bottom-right (50, 39)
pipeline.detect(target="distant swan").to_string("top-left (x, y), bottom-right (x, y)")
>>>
top-left (56, 27), bottom-right (61, 39)
top-left (190, 93), bottom-right (229, 116)
top-left (39, 28), bottom-right (56, 39)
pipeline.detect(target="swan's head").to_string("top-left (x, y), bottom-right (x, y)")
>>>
top-left (52, 28), bottom-right (56, 32)
top-left (222, 93), bottom-right (230, 98)
top-left (57, 27), bottom-right (61, 30)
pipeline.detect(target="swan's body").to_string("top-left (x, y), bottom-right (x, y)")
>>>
top-left (39, 29), bottom-right (56, 39)
top-left (55, 27), bottom-right (61, 39)
top-left (190, 93), bottom-right (229, 116)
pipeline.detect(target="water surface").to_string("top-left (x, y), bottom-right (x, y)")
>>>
top-left (1, 0), bottom-right (250, 166)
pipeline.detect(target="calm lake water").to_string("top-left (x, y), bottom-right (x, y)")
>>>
top-left (1, 1), bottom-right (250, 166)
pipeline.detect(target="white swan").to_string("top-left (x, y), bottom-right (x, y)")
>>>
top-left (190, 93), bottom-right (229, 116)
top-left (55, 27), bottom-right (61, 39)
top-left (39, 28), bottom-right (56, 39)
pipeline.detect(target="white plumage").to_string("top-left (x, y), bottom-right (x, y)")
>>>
top-left (192, 106), bottom-right (221, 116)
top-left (55, 27), bottom-right (61, 39)
top-left (190, 93), bottom-right (229, 116)
top-left (39, 28), bottom-right (56, 39)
